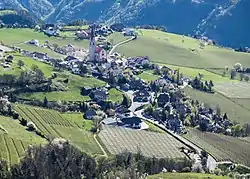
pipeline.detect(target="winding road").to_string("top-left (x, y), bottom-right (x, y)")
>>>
top-left (108, 36), bottom-right (135, 56)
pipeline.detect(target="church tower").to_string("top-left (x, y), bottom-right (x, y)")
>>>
top-left (89, 24), bottom-right (96, 61)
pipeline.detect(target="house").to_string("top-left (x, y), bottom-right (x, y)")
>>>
top-left (43, 27), bottom-right (59, 37)
top-left (128, 79), bottom-right (147, 90)
top-left (84, 109), bottom-right (97, 120)
top-left (122, 28), bottom-right (136, 36)
top-left (81, 86), bottom-right (94, 95)
top-left (33, 52), bottom-right (48, 60)
top-left (95, 47), bottom-right (107, 63)
top-left (133, 89), bottom-right (151, 102)
top-left (5, 55), bottom-right (13, 63)
top-left (75, 30), bottom-right (89, 39)
top-left (157, 93), bottom-right (170, 107)
top-left (127, 56), bottom-right (150, 68)
top-left (103, 117), bottom-right (117, 125)
top-left (90, 88), bottom-right (108, 102)
top-left (120, 116), bottom-right (142, 129)
top-left (27, 39), bottom-right (39, 46)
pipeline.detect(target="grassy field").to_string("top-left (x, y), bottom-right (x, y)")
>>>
top-left (0, 116), bottom-right (47, 165)
top-left (108, 88), bottom-right (124, 104)
top-left (145, 121), bottom-right (166, 133)
top-left (231, 98), bottom-right (250, 111)
top-left (116, 29), bottom-right (250, 69)
top-left (161, 64), bottom-right (232, 83)
top-left (0, 28), bottom-right (89, 48)
top-left (14, 104), bottom-right (103, 155)
top-left (149, 172), bottom-right (229, 179)
top-left (137, 70), bottom-right (160, 83)
top-left (107, 32), bottom-right (131, 45)
top-left (18, 72), bottom-right (106, 101)
top-left (184, 87), bottom-right (250, 125)
top-left (99, 126), bottom-right (189, 158)
top-left (214, 82), bottom-right (250, 98)
top-left (184, 128), bottom-right (250, 166)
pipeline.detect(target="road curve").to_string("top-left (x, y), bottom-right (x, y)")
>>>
top-left (108, 36), bottom-right (135, 55)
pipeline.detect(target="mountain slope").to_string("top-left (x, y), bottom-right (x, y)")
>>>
top-left (0, 0), bottom-right (249, 47)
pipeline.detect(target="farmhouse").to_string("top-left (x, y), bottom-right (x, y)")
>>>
top-left (119, 116), bottom-right (142, 129)
top-left (133, 89), bottom-right (151, 102)
top-left (90, 88), bottom-right (108, 102)
top-left (127, 56), bottom-right (150, 68)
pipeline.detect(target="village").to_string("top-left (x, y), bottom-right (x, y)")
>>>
top-left (0, 23), bottom-right (234, 137)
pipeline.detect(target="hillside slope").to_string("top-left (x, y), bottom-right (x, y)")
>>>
top-left (0, 0), bottom-right (249, 47)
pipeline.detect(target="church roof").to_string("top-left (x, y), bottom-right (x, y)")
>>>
top-left (95, 47), bottom-right (103, 53)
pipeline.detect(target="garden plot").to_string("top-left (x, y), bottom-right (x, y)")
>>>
top-left (214, 82), bottom-right (250, 98)
top-left (99, 126), bottom-right (189, 158)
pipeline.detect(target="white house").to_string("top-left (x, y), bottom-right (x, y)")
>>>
top-left (95, 47), bottom-right (107, 62)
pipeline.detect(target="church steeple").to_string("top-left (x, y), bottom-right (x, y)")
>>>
top-left (89, 24), bottom-right (96, 61)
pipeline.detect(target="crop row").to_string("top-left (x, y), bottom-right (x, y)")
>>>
top-left (0, 134), bottom-right (28, 166)
top-left (15, 106), bottom-right (61, 138)
top-left (185, 128), bottom-right (250, 166)
top-left (99, 126), bottom-right (187, 158)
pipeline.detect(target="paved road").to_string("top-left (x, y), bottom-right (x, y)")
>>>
top-left (108, 36), bottom-right (135, 56)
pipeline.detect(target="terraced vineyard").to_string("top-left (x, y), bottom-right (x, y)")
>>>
top-left (0, 116), bottom-right (46, 166)
top-left (14, 104), bottom-right (103, 155)
top-left (184, 128), bottom-right (250, 166)
top-left (99, 126), bottom-right (189, 158)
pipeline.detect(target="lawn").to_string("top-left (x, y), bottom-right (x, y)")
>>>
top-left (116, 29), bottom-right (250, 69)
top-left (108, 88), bottom-right (124, 104)
top-left (0, 28), bottom-right (89, 48)
top-left (184, 128), bottom-right (250, 166)
top-left (231, 98), bottom-right (250, 111)
top-left (184, 87), bottom-right (250, 125)
top-left (149, 172), bottom-right (229, 179)
top-left (18, 72), bottom-right (106, 101)
top-left (137, 70), bottom-right (160, 83)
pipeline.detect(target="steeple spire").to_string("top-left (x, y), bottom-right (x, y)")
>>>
top-left (90, 23), bottom-right (96, 41)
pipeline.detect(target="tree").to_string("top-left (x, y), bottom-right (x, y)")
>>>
top-left (209, 80), bottom-right (214, 87)
top-left (43, 97), bottom-right (48, 108)
top-left (199, 121), bottom-right (208, 132)
top-left (216, 105), bottom-right (221, 116)
top-left (17, 60), bottom-right (24, 68)
top-left (245, 75), bottom-right (249, 82)
top-left (144, 104), bottom-right (153, 115)
top-left (0, 160), bottom-right (10, 179)
top-left (223, 113), bottom-right (228, 120)
top-left (153, 65), bottom-right (161, 75)
top-left (121, 94), bottom-right (132, 108)
top-left (240, 73), bottom-right (244, 81)
top-left (234, 63), bottom-right (243, 72)
top-left (230, 69), bottom-right (236, 80)
top-left (10, 139), bottom-right (97, 179)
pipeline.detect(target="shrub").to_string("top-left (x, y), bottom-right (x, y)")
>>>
top-left (27, 121), bottom-right (37, 131)
top-left (12, 112), bottom-right (19, 119)
top-left (20, 118), bottom-right (27, 126)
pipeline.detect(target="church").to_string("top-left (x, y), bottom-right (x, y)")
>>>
top-left (89, 24), bottom-right (107, 63)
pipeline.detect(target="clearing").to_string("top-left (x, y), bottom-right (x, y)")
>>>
top-left (184, 128), bottom-right (250, 166)
top-left (137, 70), bottom-right (160, 83)
top-left (99, 125), bottom-right (190, 159)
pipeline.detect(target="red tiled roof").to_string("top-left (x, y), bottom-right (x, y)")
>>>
top-left (95, 47), bottom-right (102, 53)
